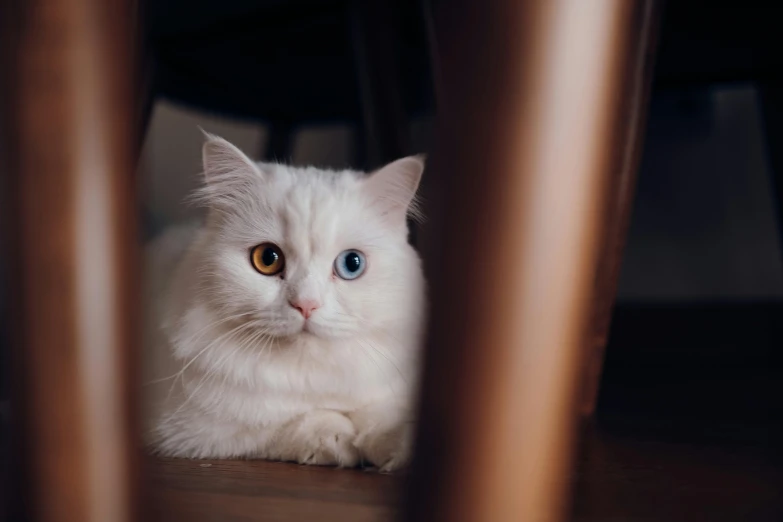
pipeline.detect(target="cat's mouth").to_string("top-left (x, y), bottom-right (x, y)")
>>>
top-left (285, 316), bottom-right (318, 337)
top-left (274, 314), bottom-right (350, 340)
top-left (298, 319), bottom-right (342, 340)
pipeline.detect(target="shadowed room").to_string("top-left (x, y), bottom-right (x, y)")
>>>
top-left (1, 1), bottom-right (782, 521)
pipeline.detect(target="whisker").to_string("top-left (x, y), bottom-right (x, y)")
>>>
top-left (358, 337), bottom-right (406, 383)
top-left (165, 321), bottom-right (262, 415)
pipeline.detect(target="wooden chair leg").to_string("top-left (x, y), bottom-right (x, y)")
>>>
top-left (405, 2), bottom-right (654, 521)
top-left (581, 0), bottom-right (662, 417)
top-left (2, 1), bottom-right (141, 521)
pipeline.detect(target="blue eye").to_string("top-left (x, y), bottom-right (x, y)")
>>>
top-left (334, 250), bottom-right (366, 280)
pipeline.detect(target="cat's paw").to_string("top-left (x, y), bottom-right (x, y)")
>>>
top-left (355, 422), bottom-right (414, 472)
top-left (292, 411), bottom-right (360, 467)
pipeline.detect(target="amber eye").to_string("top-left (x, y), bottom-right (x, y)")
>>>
top-left (250, 243), bottom-right (285, 276)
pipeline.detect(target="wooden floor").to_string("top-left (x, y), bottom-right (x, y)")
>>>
top-left (148, 302), bottom-right (783, 522)
top-left (150, 458), bottom-right (400, 522)
top-left (148, 421), bottom-right (782, 522)
top-left (3, 303), bottom-right (782, 521)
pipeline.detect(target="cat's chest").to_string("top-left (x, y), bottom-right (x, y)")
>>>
top-left (251, 351), bottom-right (404, 402)
top-left (211, 334), bottom-right (410, 395)
top-left (173, 330), bottom-right (412, 425)
top-left (180, 358), bottom-right (399, 426)
top-left (190, 342), bottom-right (405, 396)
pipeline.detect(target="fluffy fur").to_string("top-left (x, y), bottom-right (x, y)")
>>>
top-left (142, 134), bottom-right (426, 471)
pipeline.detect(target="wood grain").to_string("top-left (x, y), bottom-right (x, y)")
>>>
top-left (1, 0), bottom-right (141, 521)
top-left (151, 459), bottom-right (401, 522)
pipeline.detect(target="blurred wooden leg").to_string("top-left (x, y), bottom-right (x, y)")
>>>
top-left (2, 1), bottom-right (141, 521)
top-left (406, 2), bottom-right (652, 522)
top-left (581, 0), bottom-right (661, 417)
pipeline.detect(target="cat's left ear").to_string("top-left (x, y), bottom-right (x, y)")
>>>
top-left (202, 131), bottom-right (262, 186)
top-left (364, 155), bottom-right (425, 225)
top-left (195, 131), bottom-right (264, 210)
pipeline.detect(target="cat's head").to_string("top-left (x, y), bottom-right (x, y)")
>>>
top-left (190, 134), bottom-right (426, 342)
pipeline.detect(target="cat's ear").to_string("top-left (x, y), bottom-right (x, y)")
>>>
top-left (202, 131), bottom-right (262, 186)
top-left (195, 131), bottom-right (263, 208)
top-left (364, 155), bottom-right (425, 225)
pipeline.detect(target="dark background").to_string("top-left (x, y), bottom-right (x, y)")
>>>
top-left (1, 1), bottom-right (782, 454)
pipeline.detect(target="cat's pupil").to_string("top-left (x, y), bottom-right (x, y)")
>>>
top-left (345, 252), bottom-right (361, 272)
top-left (262, 248), bottom-right (278, 266)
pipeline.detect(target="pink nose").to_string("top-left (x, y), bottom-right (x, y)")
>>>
top-left (290, 299), bottom-right (320, 319)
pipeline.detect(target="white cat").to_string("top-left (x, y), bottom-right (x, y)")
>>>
top-left (142, 134), bottom-right (426, 471)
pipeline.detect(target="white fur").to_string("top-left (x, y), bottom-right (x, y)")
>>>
top-left (142, 134), bottom-right (426, 471)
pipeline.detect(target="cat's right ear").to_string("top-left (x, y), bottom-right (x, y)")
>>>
top-left (194, 131), bottom-right (263, 208)
top-left (364, 155), bottom-right (425, 227)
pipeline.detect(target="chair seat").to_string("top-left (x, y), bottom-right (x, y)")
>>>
top-left (654, 4), bottom-right (783, 87)
top-left (148, 0), bottom-right (433, 125)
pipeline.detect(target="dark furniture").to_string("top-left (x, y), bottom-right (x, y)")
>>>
top-left (140, 0), bottom-right (435, 169)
